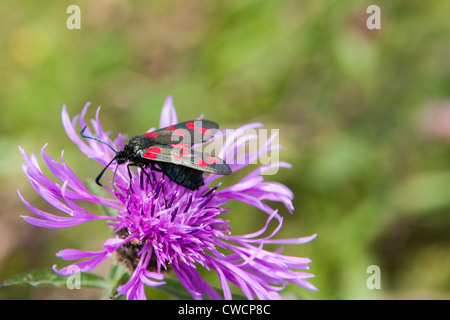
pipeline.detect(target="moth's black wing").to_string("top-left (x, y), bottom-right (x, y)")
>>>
top-left (143, 120), bottom-right (219, 145)
top-left (141, 144), bottom-right (231, 175)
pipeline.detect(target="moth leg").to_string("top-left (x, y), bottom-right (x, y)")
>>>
top-left (136, 162), bottom-right (153, 192)
top-left (150, 162), bottom-right (163, 172)
top-left (150, 162), bottom-right (172, 200)
top-left (126, 163), bottom-right (135, 198)
top-left (150, 162), bottom-right (167, 185)
top-left (111, 164), bottom-right (119, 192)
top-left (126, 163), bottom-right (153, 197)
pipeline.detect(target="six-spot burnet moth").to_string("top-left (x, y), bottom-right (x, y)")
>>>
top-left (80, 120), bottom-right (232, 190)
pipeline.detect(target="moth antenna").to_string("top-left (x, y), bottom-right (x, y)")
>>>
top-left (95, 157), bottom-right (117, 186)
top-left (80, 126), bottom-right (117, 153)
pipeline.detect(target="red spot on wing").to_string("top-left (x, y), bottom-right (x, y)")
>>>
top-left (173, 149), bottom-right (190, 162)
top-left (186, 122), bottom-right (197, 129)
top-left (199, 127), bottom-right (212, 135)
top-left (167, 126), bottom-right (175, 130)
top-left (173, 147), bottom-right (191, 162)
top-left (143, 147), bottom-right (161, 160)
top-left (144, 132), bottom-right (158, 137)
top-left (143, 152), bottom-right (157, 159)
top-left (172, 143), bottom-right (189, 150)
top-left (174, 129), bottom-right (184, 137)
top-left (196, 159), bottom-right (207, 168)
top-left (147, 147), bottom-right (161, 153)
top-left (205, 156), bottom-right (219, 164)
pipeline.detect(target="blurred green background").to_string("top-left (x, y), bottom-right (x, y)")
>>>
top-left (1, 0), bottom-right (449, 299)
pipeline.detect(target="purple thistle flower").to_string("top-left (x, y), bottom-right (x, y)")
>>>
top-left (18, 96), bottom-right (317, 299)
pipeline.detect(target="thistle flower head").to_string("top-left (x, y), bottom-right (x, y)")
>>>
top-left (19, 96), bottom-right (317, 299)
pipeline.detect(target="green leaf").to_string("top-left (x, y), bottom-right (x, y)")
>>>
top-left (153, 276), bottom-right (246, 300)
top-left (1, 268), bottom-right (111, 290)
top-left (152, 276), bottom-right (194, 300)
top-left (2, 267), bottom-right (247, 300)
top-left (105, 264), bottom-right (130, 300)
